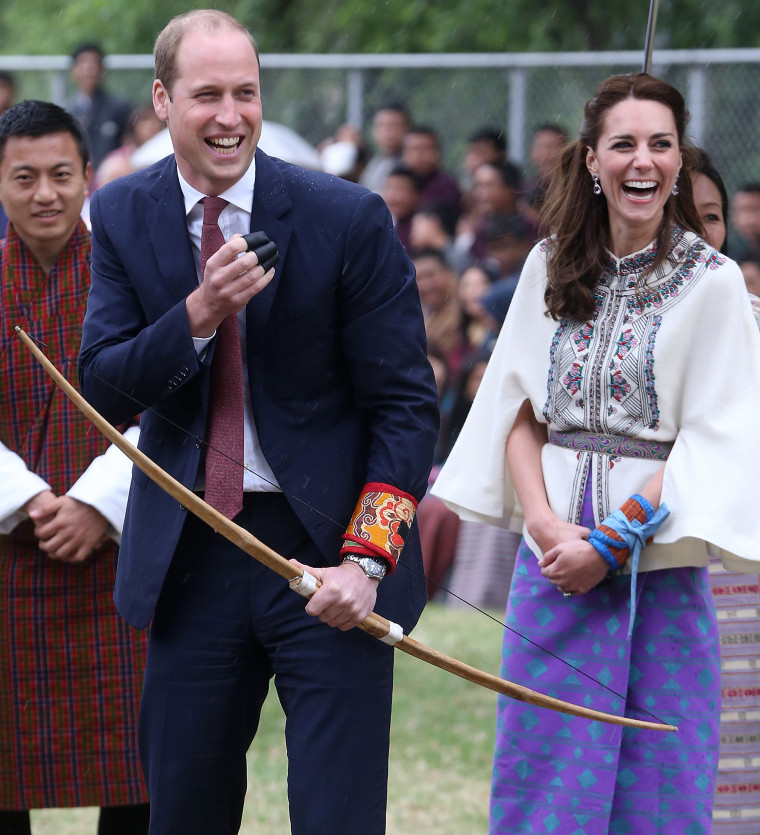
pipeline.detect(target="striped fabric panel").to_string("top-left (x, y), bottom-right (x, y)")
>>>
top-left (710, 556), bottom-right (760, 835)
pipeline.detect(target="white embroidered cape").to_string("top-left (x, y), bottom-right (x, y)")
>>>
top-left (433, 228), bottom-right (760, 573)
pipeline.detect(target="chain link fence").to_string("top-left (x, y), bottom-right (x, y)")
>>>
top-left (2, 49), bottom-right (759, 199)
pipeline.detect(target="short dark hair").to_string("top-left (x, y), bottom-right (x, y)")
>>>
top-left (736, 183), bottom-right (760, 196)
top-left (468, 127), bottom-right (506, 154)
top-left (406, 126), bottom-right (439, 146)
top-left (0, 100), bottom-right (89, 170)
top-left (374, 102), bottom-right (409, 120)
top-left (483, 213), bottom-right (531, 244)
top-left (409, 246), bottom-right (450, 268)
top-left (415, 201), bottom-right (458, 238)
top-left (477, 160), bottom-right (522, 191)
top-left (386, 164), bottom-right (423, 193)
top-left (532, 123), bottom-right (567, 140)
top-left (0, 71), bottom-right (15, 89)
top-left (71, 42), bottom-right (105, 63)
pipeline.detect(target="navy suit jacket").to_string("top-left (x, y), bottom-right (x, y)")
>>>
top-left (80, 150), bottom-right (438, 632)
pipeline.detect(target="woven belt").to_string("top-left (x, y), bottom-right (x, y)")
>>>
top-left (548, 429), bottom-right (673, 461)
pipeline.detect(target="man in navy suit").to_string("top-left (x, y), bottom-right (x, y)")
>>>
top-left (79, 10), bottom-right (438, 835)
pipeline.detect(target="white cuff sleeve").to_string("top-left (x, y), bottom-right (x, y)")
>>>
top-left (66, 424), bottom-right (141, 544)
top-left (193, 333), bottom-right (214, 360)
top-left (0, 442), bottom-right (51, 534)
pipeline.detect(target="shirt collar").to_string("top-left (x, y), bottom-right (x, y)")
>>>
top-left (176, 156), bottom-right (257, 216)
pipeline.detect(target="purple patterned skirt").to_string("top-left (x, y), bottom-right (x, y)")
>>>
top-left (491, 502), bottom-right (720, 833)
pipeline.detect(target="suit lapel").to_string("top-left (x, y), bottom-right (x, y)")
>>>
top-left (146, 157), bottom-right (198, 306)
top-left (245, 150), bottom-right (293, 362)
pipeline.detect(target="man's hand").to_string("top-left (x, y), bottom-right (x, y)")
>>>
top-left (23, 489), bottom-right (59, 519)
top-left (186, 234), bottom-right (276, 338)
top-left (290, 559), bottom-right (379, 631)
top-left (27, 495), bottom-right (109, 564)
top-left (539, 539), bottom-right (610, 596)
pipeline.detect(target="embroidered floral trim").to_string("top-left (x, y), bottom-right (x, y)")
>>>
top-left (609, 367), bottom-right (631, 402)
top-left (341, 483), bottom-right (417, 571)
top-left (572, 322), bottom-right (594, 351)
top-left (543, 319), bottom-right (568, 420)
top-left (563, 361), bottom-right (584, 396)
top-left (644, 314), bottom-right (662, 428)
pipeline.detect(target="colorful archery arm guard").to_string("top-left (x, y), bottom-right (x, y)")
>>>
top-left (340, 482), bottom-right (418, 574)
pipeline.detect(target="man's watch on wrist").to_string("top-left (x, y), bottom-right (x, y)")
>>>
top-left (342, 553), bottom-right (388, 581)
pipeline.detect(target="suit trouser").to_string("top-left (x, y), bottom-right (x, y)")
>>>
top-left (139, 493), bottom-right (394, 835)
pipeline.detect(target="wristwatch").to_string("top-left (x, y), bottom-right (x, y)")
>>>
top-left (342, 553), bottom-right (387, 581)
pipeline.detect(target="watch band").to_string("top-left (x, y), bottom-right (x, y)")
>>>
top-left (342, 553), bottom-right (387, 580)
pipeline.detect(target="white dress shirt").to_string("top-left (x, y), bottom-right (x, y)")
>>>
top-left (0, 425), bottom-right (140, 543)
top-left (177, 162), bottom-right (281, 493)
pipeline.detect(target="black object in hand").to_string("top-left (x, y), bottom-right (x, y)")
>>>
top-left (242, 231), bottom-right (280, 272)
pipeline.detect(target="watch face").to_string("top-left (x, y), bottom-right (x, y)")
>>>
top-left (363, 558), bottom-right (386, 579)
top-left (344, 554), bottom-right (386, 579)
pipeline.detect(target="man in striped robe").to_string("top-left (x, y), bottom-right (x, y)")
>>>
top-left (0, 100), bottom-right (148, 833)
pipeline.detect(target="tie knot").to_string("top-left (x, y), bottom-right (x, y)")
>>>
top-left (202, 196), bottom-right (228, 226)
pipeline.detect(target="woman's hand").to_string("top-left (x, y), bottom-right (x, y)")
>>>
top-left (539, 539), bottom-right (610, 596)
top-left (528, 515), bottom-right (591, 557)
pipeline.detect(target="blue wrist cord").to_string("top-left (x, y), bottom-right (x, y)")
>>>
top-left (588, 495), bottom-right (670, 638)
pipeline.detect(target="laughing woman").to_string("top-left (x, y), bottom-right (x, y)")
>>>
top-left (433, 73), bottom-right (760, 834)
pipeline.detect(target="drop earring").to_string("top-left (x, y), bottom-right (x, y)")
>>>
top-left (672, 175), bottom-right (679, 196)
top-left (592, 175), bottom-right (601, 195)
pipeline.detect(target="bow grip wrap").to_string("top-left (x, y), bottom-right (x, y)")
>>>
top-left (242, 231), bottom-right (280, 272)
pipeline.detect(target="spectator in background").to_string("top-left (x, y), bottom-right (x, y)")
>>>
top-left (730, 182), bottom-right (760, 259)
top-left (691, 150), bottom-right (728, 255)
top-left (0, 72), bottom-right (15, 116)
top-left (318, 123), bottom-right (367, 183)
top-left (439, 345), bottom-right (522, 613)
top-left (359, 103), bottom-right (409, 193)
top-left (0, 73), bottom-right (13, 233)
top-left (460, 127), bottom-right (506, 191)
top-left (409, 201), bottom-right (473, 275)
top-left (739, 255), bottom-right (760, 307)
top-left (411, 247), bottom-right (463, 360)
top-left (520, 123), bottom-right (567, 225)
top-left (468, 160), bottom-right (528, 258)
top-left (403, 126), bottom-right (462, 216)
top-left (65, 43), bottom-right (133, 169)
top-left (382, 164), bottom-right (422, 250)
top-left (483, 212), bottom-right (532, 281)
top-left (457, 259), bottom-right (500, 358)
top-left (94, 103), bottom-right (164, 188)
top-left (416, 339), bottom-right (462, 600)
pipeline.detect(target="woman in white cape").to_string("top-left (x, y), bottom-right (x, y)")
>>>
top-left (433, 73), bottom-right (760, 834)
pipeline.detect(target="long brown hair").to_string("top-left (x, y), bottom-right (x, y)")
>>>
top-left (541, 73), bottom-right (704, 321)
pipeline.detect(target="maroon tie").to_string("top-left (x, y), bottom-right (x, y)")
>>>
top-left (200, 196), bottom-right (244, 520)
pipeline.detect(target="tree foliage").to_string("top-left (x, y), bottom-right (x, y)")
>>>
top-left (1, 0), bottom-right (760, 56)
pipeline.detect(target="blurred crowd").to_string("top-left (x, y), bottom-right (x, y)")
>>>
top-left (2, 59), bottom-right (760, 612)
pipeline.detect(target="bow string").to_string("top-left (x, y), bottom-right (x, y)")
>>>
top-left (15, 326), bottom-right (677, 733)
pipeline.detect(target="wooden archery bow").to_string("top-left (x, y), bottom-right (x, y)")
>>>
top-left (16, 326), bottom-right (676, 732)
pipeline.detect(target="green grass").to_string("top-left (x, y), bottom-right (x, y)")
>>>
top-left (30, 604), bottom-right (503, 834)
